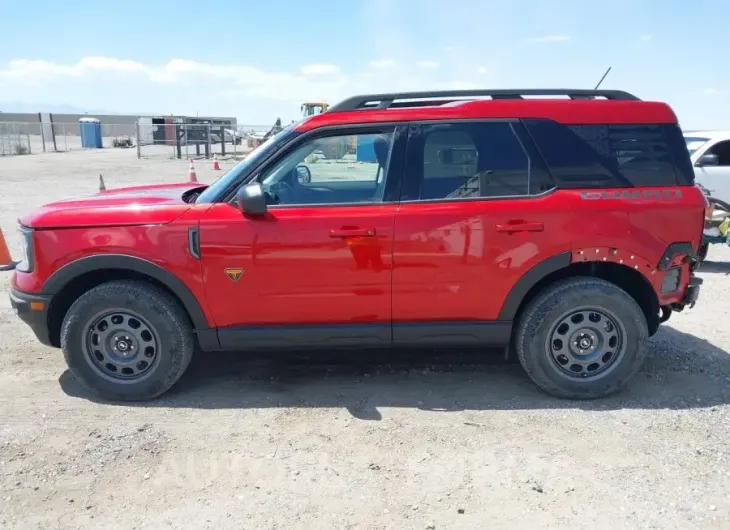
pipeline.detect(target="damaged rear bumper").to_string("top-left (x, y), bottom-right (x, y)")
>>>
top-left (682, 275), bottom-right (703, 308)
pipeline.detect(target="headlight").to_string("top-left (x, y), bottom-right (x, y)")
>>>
top-left (16, 225), bottom-right (34, 273)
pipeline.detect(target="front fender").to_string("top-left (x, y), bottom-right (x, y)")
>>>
top-left (42, 254), bottom-right (210, 331)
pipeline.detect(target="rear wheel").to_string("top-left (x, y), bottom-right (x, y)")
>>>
top-left (60, 280), bottom-right (194, 401)
top-left (514, 277), bottom-right (648, 399)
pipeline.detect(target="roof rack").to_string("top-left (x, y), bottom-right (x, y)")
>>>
top-left (327, 89), bottom-right (640, 112)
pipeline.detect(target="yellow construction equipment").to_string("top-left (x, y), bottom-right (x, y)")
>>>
top-left (300, 101), bottom-right (355, 159)
top-left (301, 102), bottom-right (329, 117)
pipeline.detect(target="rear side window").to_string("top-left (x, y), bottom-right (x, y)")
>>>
top-left (523, 120), bottom-right (694, 187)
top-left (405, 121), bottom-right (553, 201)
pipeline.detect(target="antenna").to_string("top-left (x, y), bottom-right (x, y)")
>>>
top-left (594, 67), bottom-right (612, 90)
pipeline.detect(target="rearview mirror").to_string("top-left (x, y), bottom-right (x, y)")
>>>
top-left (235, 183), bottom-right (267, 217)
top-left (437, 147), bottom-right (477, 165)
top-left (696, 153), bottom-right (719, 167)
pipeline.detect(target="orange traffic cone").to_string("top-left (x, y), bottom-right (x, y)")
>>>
top-left (188, 159), bottom-right (198, 183)
top-left (212, 154), bottom-right (220, 171)
top-left (0, 227), bottom-right (16, 272)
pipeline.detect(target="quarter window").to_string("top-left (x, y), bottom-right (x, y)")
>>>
top-left (569, 124), bottom-right (677, 186)
top-left (523, 120), bottom-right (690, 187)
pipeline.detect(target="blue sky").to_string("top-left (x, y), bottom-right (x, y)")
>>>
top-left (0, 0), bottom-right (728, 128)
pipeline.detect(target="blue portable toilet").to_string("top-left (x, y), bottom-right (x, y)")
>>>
top-left (356, 135), bottom-right (378, 163)
top-left (79, 117), bottom-right (103, 148)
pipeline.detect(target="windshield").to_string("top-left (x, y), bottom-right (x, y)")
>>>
top-left (685, 136), bottom-right (710, 156)
top-left (195, 123), bottom-right (298, 203)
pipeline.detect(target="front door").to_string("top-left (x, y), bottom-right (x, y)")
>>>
top-left (391, 120), bottom-right (566, 344)
top-left (199, 126), bottom-right (405, 350)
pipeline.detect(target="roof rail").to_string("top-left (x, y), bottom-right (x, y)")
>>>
top-left (327, 89), bottom-right (640, 112)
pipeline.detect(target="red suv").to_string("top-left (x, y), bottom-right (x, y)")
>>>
top-left (5, 89), bottom-right (705, 401)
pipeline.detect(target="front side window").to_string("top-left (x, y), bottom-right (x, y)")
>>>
top-left (706, 140), bottom-right (730, 166)
top-left (258, 130), bottom-right (395, 206)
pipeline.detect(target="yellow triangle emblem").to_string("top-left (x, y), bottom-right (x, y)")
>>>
top-left (224, 268), bottom-right (244, 282)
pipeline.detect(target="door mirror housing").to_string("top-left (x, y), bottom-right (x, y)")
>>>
top-left (696, 153), bottom-right (719, 167)
top-left (235, 183), bottom-right (268, 217)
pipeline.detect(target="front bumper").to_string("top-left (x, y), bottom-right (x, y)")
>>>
top-left (9, 289), bottom-right (54, 347)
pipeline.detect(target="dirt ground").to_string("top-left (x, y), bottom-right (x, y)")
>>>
top-left (1, 149), bottom-right (729, 529)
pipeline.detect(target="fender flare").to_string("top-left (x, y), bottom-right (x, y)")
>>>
top-left (497, 251), bottom-right (571, 321)
top-left (42, 254), bottom-right (210, 330)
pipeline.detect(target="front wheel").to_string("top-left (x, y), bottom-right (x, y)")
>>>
top-left (514, 277), bottom-right (648, 399)
top-left (60, 280), bottom-right (195, 401)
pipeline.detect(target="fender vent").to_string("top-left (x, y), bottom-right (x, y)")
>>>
top-left (188, 227), bottom-right (200, 260)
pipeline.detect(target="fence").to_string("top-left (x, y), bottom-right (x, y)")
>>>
top-left (0, 122), bottom-right (42, 155)
top-left (0, 121), bottom-right (276, 159)
top-left (0, 121), bottom-right (138, 156)
top-left (136, 122), bottom-right (274, 160)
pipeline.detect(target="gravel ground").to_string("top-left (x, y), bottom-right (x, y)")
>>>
top-left (0, 149), bottom-right (729, 529)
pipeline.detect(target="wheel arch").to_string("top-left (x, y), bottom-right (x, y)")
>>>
top-left (498, 252), bottom-right (572, 321)
top-left (500, 252), bottom-right (660, 337)
top-left (43, 254), bottom-right (210, 347)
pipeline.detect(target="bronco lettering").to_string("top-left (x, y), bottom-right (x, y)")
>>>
top-left (580, 189), bottom-right (683, 200)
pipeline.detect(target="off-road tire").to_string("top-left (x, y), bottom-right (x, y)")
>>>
top-left (514, 277), bottom-right (648, 399)
top-left (60, 280), bottom-right (195, 401)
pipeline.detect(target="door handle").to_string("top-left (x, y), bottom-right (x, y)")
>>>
top-left (329, 228), bottom-right (377, 238)
top-left (496, 222), bottom-right (544, 233)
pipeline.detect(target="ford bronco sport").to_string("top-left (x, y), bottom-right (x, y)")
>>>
top-left (5, 88), bottom-right (705, 401)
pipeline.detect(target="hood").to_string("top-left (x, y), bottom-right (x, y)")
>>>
top-left (20, 182), bottom-right (208, 229)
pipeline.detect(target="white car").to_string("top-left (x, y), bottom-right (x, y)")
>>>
top-left (684, 130), bottom-right (730, 204)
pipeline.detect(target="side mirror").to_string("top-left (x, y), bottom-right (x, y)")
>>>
top-left (696, 153), bottom-right (719, 167)
top-left (296, 164), bottom-right (312, 183)
top-left (235, 183), bottom-right (267, 217)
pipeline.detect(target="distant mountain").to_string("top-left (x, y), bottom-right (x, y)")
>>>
top-left (0, 101), bottom-right (145, 115)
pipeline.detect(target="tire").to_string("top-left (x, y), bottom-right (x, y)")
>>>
top-left (514, 277), bottom-right (648, 399)
top-left (60, 280), bottom-right (195, 401)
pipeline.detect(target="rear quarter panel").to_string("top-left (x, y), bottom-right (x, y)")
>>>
top-left (566, 186), bottom-right (706, 303)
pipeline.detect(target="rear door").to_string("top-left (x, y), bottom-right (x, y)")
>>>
top-left (391, 120), bottom-right (568, 345)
